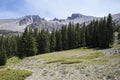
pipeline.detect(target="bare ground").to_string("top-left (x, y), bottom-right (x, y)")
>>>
top-left (7, 48), bottom-right (120, 80)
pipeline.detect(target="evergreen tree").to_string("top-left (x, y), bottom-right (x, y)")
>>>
top-left (118, 29), bottom-right (120, 43)
top-left (56, 30), bottom-right (62, 51)
top-left (80, 23), bottom-right (86, 47)
top-left (75, 23), bottom-right (81, 47)
top-left (67, 22), bottom-right (76, 49)
top-left (0, 46), bottom-right (7, 66)
top-left (18, 27), bottom-right (29, 58)
top-left (5, 36), bottom-right (18, 57)
top-left (61, 25), bottom-right (68, 50)
top-left (106, 14), bottom-right (114, 46)
top-left (98, 18), bottom-right (108, 48)
top-left (50, 29), bottom-right (56, 52)
top-left (27, 28), bottom-right (38, 56)
top-left (34, 28), bottom-right (39, 37)
top-left (38, 29), bottom-right (50, 53)
top-left (92, 20), bottom-right (99, 47)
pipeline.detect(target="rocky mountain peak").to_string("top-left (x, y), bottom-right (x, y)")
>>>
top-left (67, 13), bottom-right (85, 20)
top-left (52, 17), bottom-right (65, 22)
top-left (112, 13), bottom-right (120, 19)
top-left (0, 13), bottom-right (120, 32)
top-left (52, 17), bottom-right (60, 21)
top-left (112, 13), bottom-right (120, 25)
top-left (19, 15), bottom-right (45, 26)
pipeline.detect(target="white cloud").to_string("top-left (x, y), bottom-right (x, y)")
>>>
top-left (24, 0), bottom-right (112, 19)
top-left (0, 0), bottom-right (120, 19)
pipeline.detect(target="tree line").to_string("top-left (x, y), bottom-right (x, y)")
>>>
top-left (0, 14), bottom-right (115, 66)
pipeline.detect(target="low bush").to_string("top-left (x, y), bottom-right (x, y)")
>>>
top-left (0, 69), bottom-right (32, 80)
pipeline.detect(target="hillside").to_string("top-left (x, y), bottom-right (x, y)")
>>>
top-left (0, 48), bottom-right (118, 80)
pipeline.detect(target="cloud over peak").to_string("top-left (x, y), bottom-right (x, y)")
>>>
top-left (0, 0), bottom-right (120, 19)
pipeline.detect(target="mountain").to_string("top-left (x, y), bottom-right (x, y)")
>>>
top-left (112, 13), bottom-right (120, 25)
top-left (0, 13), bottom-right (120, 32)
top-left (64, 13), bottom-right (99, 24)
top-left (0, 15), bottom-right (45, 32)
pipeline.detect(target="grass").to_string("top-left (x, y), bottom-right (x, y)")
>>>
top-left (44, 51), bottom-right (106, 64)
top-left (32, 47), bottom-right (96, 59)
top-left (79, 52), bottom-right (104, 59)
top-left (45, 58), bottom-right (82, 64)
top-left (0, 69), bottom-right (32, 80)
top-left (110, 54), bottom-right (120, 58)
top-left (0, 57), bottom-right (20, 69)
top-left (32, 53), bottom-right (65, 60)
top-left (45, 59), bottom-right (64, 64)
top-left (34, 48), bottom-right (105, 64)
top-left (61, 59), bottom-right (82, 64)
top-left (112, 43), bottom-right (120, 47)
top-left (92, 59), bottom-right (108, 63)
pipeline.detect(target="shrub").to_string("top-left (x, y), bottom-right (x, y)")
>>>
top-left (0, 69), bottom-right (32, 80)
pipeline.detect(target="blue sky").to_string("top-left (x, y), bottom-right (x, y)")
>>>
top-left (0, 0), bottom-right (120, 19)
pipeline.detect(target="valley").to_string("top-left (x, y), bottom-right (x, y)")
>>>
top-left (0, 0), bottom-right (120, 80)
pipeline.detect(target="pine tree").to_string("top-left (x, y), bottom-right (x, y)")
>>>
top-left (67, 22), bottom-right (76, 49)
top-left (18, 27), bottom-right (38, 57)
top-left (98, 18), bottom-right (108, 48)
top-left (38, 29), bottom-right (50, 53)
top-left (27, 28), bottom-right (38, 56)
top-left (34, 28), bottom-right (39, 37)
top-left (56, 30), bottom-right (62, 51)
top-left (118, 29), bottom-right (120, 43)
top-left (18, 27), bottom-right (29, 58)
top-left (16, 35), bottom-right (21, 57)
top-left (106, 13), bottom-right (114, 46)
top-left (92, 20), bottom-right (99, 47)
top-left (80, 23), bottom-right (86, 47)
top-left (50, 28), bottom-right (56, 52)
top-left (75, 23), bottom-right (81, 48)
top-left (6, 36), bottom-right (18, 57)
top-left (61, 25), bottom-right (68, 50)
top-left (0, 46), bottom-right (7, 66)
top-left (13, 36), bottom-right (18, 56)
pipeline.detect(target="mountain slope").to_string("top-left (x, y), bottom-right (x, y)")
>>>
top-left (0, 13), bottom-right (120, 32)
top-left (112, 13), bottom-right (120, 25)
top-left (66, 13), bottom-right (99, 24)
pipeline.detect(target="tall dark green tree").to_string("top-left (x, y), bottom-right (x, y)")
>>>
top-left (56, 30), bottom-right (62, 51)
top-left (50, 29), bottom-right (56, 52)
top-left (97, 18), bottom-right (107, 48)
top-left (75, 23), bottom-right (81, 48)
top-left (106, 14), bottom-right (114, 46)
top-left (18, 27), bottom-right (37, 58)
top-left (0, 46), bottom-right (7, 66)
top-left (38, 29), bottom-right (50, 53)
top-left (118, 29), bottom-right (120, 43)
top-left (67, 22), bottom-right (76, 49)
top-left (61, 25), bottom-right (68, 50)
top-left (27, 28), bottom-right (38, 56)
top-left (91, 20), bottom-right (99, 47)
top-left (80, 23), bottom-right (86, 47)
top-left (18, 27), bottom-right (29, 58)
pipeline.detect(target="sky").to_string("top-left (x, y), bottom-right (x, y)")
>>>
top-left (0, 0), bottom-right (120, 19)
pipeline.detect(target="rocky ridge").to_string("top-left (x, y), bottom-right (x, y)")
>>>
top-left (0, 13), bottom-right (120, 32)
